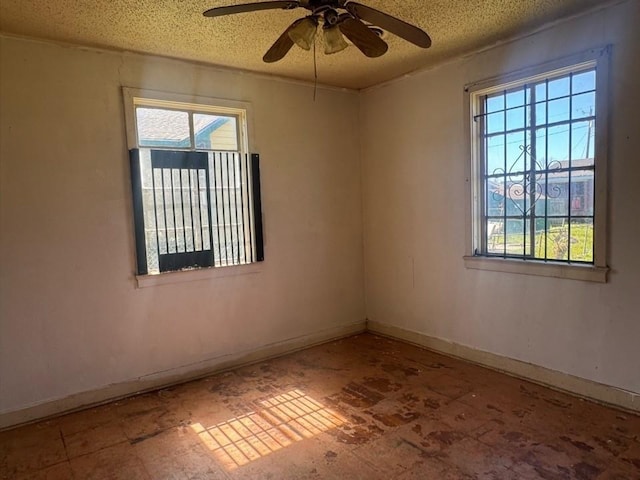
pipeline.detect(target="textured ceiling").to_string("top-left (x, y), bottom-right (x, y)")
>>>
top-left (0, 0), bottom-right (611, 89)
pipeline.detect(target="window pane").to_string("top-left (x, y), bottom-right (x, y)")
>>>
top-left (486, 135), bottom-right (505, 175)
top-left (503, 218), bottom-right (534, 257)
top-left (525, 130), bottom-right (534, 168)
top-left (572, 70), bottom-right (595, 94)
top-left (137, 108), bottom-right (191, 148)
top-left (486, 94), bottom-right (504, 113)
top-left (534, 82), bottom-right (547, 102)
top-left (534, 101), bottom-right (546, 126)
top-left (545, 219), bottom-right (569, 261)
top-left (506, 131), bottom-right (526, 173)
top-left (571, 121), bottom-right (595, 165)
top-left (194, 114), bottom-right (238, 151)
top-left (548, 76), bottom-right (570, 99)
top-left (486, 219), bottom-right (505, 254)
top-left (535, 128), bottom-right (547, 168)
top-left (524, 217), bottom-right (534, 256)
top-left (506, 106), bottom-right (525, 131)
top-left (570, 170), bottom-right (594, 216)
top-left (544, 173), bottom-right (569, 217)
top-left (571, 92), bottom-right (595, 120)
top-left (569, 218), bottom-right (594, 262)
top-left (532, 217), bottom-right (546, 258)
top-left (548, 97), bottom-right (570, 123)
top-left (486, 112), bottom-right (504, 134)
top-left (486, 177), bottom-right (505, 216)
top-left (548, 125), bottom-right (570, 164)
top-left (506, 89), bottom-right (524, 108)
top-left (505, 220), bottom-right (525, 255)
top-left (505, 175), bottom-right (526, 216)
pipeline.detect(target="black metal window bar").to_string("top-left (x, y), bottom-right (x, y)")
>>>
top-left (130, 149), bottom-right (264, 275)
top-left (475, 67), bottom-right (596, 264)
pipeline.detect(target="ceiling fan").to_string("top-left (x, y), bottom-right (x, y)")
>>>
top-left (203, 0), bottom-right (431, 63)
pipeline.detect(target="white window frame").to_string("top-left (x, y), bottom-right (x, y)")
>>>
top-left (122, 87), bottom-right (263, 287)
top-left (463, 47), bottom-right (610, 283)
top-left (123, 88), bottom-right (253, 153)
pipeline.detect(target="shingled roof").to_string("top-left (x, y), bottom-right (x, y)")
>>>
top-left (137, 108), bottom-right (229, 145)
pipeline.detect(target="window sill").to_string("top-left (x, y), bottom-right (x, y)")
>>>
top-left (136, 263), bottom-right (262, 288)
top-left (463, 256), bottom-right (608, 283)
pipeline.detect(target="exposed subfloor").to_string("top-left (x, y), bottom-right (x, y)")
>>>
top-left (1, 333), bottom-right (639, 479)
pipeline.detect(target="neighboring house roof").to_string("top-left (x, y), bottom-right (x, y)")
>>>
top-left (194, 117), bottom-right (231, 148)
top-left (137, 108), bottom-right (230, 148)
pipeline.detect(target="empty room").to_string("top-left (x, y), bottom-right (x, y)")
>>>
top-left (1, 0), bottom-right (639, 478)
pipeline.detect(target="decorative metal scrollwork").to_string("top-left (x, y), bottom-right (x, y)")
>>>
top-left (491, 145), bottom-right (562, 215)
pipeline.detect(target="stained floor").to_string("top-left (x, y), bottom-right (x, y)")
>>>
top-left (1, 333), bottom-right (639, 479)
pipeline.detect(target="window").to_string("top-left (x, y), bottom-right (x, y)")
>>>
top-left (124, 89), bottom-right (264, 276)
top-left (464, 48), bottom-right (609, 282)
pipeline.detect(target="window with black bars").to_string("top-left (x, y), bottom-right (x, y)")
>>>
top-left (476, 66), bottom-right (596, 263)
top-left (130, 150), bottom-right (263, 275)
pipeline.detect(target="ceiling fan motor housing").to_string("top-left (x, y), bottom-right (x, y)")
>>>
top-left (300, 0), bottom-right (348, 10)
top-left (323, 9), bottom-right (340, 26)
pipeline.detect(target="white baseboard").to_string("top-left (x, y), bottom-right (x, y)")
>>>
top-left (0, 321), bottom-right (366, 430)
top-left (367, 320), bottom-right (639, 413)
top-left (3, 319), bottom-right (636, 430)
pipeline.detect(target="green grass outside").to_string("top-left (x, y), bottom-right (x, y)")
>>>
top-left (490, 224), bottom-right (593, 262)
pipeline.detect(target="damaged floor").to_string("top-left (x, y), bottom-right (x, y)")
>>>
top-left (1, 333), bottom-right (639, 479)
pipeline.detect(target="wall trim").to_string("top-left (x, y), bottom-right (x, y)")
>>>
top-left (367, 320), bottom-right (639, 413)
top-left (4, 318), bottom-right (637, 430)
top-left (0, 321), bottom-right (366, 431)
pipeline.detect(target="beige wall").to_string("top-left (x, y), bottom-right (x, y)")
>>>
top-left (361, 0), bottom-right (640, 394)
top-left (0, 37), bottom-right (364, 417)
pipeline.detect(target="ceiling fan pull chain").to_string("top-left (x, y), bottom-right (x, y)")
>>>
top-left (313, 40), bottom-right (318, 102)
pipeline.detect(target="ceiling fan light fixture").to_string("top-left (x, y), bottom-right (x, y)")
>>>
top-left (203, 1), bottom-right (432, 63)
top-left (288, 16), bottom-right (318, 50)
top-left (323, 25), bottom-right (348, 55)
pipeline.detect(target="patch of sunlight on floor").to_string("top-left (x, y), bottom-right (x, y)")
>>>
top-left (191, 389), bottom-right (347, 470)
